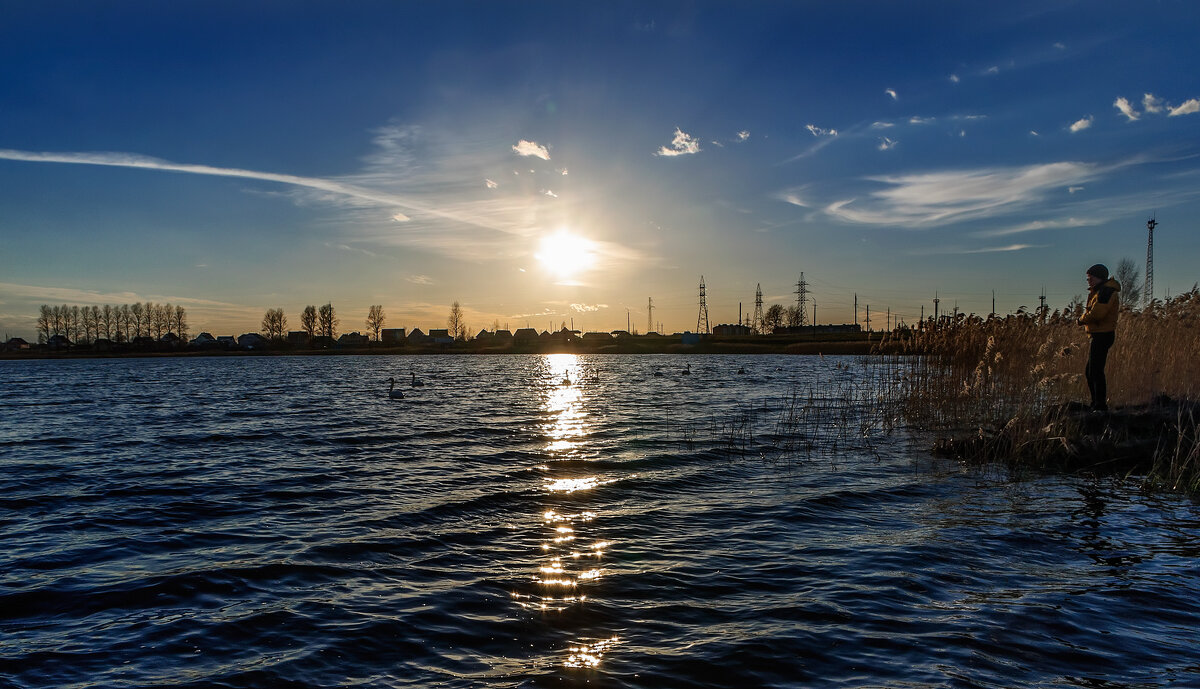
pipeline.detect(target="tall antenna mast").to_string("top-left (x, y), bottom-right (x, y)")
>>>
top-left (794, 273), bottom-right (809, 326)
top-left (647, 297), bottom-right (654, 334)
top-left (696, 276), bottom-right (710, 334)
top-left (1145, 214), bottom-right (1157, 307)
top-left (752, 284), bottom-right (764, 335)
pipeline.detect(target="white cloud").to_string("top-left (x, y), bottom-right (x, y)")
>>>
top-left (512, 140), bottom-right (551, 160)
top-left (824, 161), bottom-right (1098, 227)
top-left (0, 148), bottom-right (419, 219)
top-left (913, 243), bottom-right (1042, 256)
top-left (805, 124), bottom-right (837, 137)
top-left (1069, 116), bottom-right (1093, 133)
top-left (1068, 186), bottom-right (1084, 194)
top-left (1168, 99), bottom-right (1200, 117)
top-left (985, 66), bottom-right (1000, 75)
top-left (1113, 97), bottom-right (1139, 121)
top-left (1030, 130), bottom-right (1040, 136)
top-left (1143, 93), bottom-right (1164, 113)
top-left (656, 127), bottom-right (701, 156)
top-left (736, 130), bottom-right (750, 141)
top-left (1053, 42), bottom-right (1066, 50)
top-left (570, 303), bottom-right (606, 313)
top-left (870, 121), bottom-right (895, 129)
top-left (909, 116), bottom-right (935, 125)
top-left (877, 137), bottom-right (897, 151)
top-left (973, 216), bottom-right (1095, 238)
top-left (559, 168), bottom-right (569, 175)
top-left (485, 179), bottom-right (498, 189)
top-left (949, 74), bottom-right (960, 83)
top-left (406, 275), bottom-right (434, 285)
top-left (885, 88), bottom-right (898, 100)
top-left (542, 189), bottom-right (558, 198)
top-left (778, 190), bottom-right (809, 207)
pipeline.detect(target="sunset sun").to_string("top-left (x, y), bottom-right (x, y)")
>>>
top-left (535, 231), bottom-right (596, 280)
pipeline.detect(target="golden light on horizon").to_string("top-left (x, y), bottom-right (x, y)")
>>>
top-left (535, 230), bottom-right (596, 281)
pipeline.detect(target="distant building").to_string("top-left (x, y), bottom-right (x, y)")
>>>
top-left (337, 332), bottom-right (370, 348)
top-left (4, 337), bottom-right (30, 351)
top-left (582, 331), bottom-right (613, 341)
top-left (407, 328), bottom-right (429, 345)
top-left (494, 329), bottom-right (512, 341)
top-left (190, 332), bottom-right (218, 348)
top-left (381, 328), bottom-right (406, 344)
top-left (514, 327), bottom-right (539, 342)
top-left (713, 323), bottom-right (752, 336)
top-left (287, 331), bottom-right (310, 347)
top-left (428, 328), bottom-right (454, 345)
top-left (237, 333), bottom-right (268, 349)
top-left (475, 329), bottom-right (494, 341)
top-left (47, 334), bottom-right (73, 350)
top-left (217, 335), bottom-right (238, 349)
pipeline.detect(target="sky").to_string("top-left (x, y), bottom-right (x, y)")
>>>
top-left (2, 0), bottom-right (1199, 340)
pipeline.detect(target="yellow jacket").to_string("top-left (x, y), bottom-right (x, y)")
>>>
top-left (1080, 278), bottom-right (1120, 333)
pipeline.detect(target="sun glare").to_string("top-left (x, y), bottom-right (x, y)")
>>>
top-left (535, 231), bottom-right (595, 280)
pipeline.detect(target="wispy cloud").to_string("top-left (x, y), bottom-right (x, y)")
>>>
top-left (512, 139), bottom-right (551, 160)
top-left (824, 161), bottom-right (1099, 227)
top-left (972, 217), bottom-right (1095, 238)
top-left (877, 137), bottom-right (897, 151)
top-left (805, 124), bottom-right (837, 137)
top-left (1113, 97), bottom-right (1139, 121)
top-left (885, 88), bottom-right (898, 100)
top-left (736, 130), bottom-right (750, 142)
top-left (656, 127), bottom-right (701, 156)
top-left (1169, 98), bottom-right (1200, 117)
top-left (909, 116), bottom-right (935, 125)
top-left (909, 243), bottom-right (1045, 256)
top-left (570, 303), bottom-right (607, 313)
top-left (1068, 186), bottom-right (1084, 194)
top-left (870, 121), bottom-right (894, 129)
top-left (0, 148), bottom-right (422, 220)
top-left (949, 73), bottom-right (960, 83)
top-left (406, 275), bottom-right (434, 285)
top-left (485, 178), bottom-right (498, 189)
top-left (1143, 93), bottom-right (1164, 113)
top-left (1069, 115), bottom-right (1093, 132)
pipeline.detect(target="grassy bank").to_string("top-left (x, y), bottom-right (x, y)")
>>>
top-left (872, 288), bottom-right (1200, 491)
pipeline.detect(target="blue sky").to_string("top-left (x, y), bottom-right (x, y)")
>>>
top-left (2, 1), bottom-right (1199, 340)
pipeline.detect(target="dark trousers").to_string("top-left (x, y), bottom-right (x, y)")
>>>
top-left (1085, 331), bottom-right (1115, 410)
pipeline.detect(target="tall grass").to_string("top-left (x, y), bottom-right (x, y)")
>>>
top-left (872, 288), bottom-right (1200, 489)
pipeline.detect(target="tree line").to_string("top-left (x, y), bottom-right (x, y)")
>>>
top-left (259, 301), bottom-right (468, 342)
top-left (36, 302), bottom-right (188, 345)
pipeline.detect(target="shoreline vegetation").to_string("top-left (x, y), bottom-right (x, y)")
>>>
top-left (872, 288), bottom-right (1200, 492)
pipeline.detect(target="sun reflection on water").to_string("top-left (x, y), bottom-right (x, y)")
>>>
top-left (564, 636), bottom-right (621, 669)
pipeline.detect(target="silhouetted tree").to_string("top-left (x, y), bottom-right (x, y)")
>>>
top-left (301, 305), bottom-right (317, 338)
top-left (1114, 257), bottom-right (1141, 307)
top-left (261, 308), bottom-right (287, 340)
top-left (366, 305), bottom-right (385, 341)
top-left (785, 305), bottom-right (803, 327)
top-left (763, 304), bottom-right (785, 333)
top-left (37, 305), bottom-right (51, 344)
top-left (448, 301), bottom-right (465, 340)
top-left (130, 302), bottom-right (145, 339)
top-left (172, 305), bottom-right (189, 342)
top-left (318, 303), bottom-right (338, 339)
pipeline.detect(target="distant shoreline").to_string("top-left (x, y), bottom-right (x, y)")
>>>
top-left (1, 335), bottom-right (875, 360)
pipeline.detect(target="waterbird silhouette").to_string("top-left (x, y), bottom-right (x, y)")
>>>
top-left (411, 371), bottom-right (425, 387)
top-left (653, 368), bottom-right (663, 377)
top-left (681, 363), bottom-right (691, 375)
top-left (386, 377), bottom-right (405, 399)
top-left (737, 366), bottom-right (746, 374)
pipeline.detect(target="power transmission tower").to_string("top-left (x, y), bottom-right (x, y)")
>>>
top-left (696, 276), bottom-right (710, 334)
top-left (647, 297), bottom-right (654, 334)
top-left (752, 284), bottom-right (764, 334)
top-left (1145, 214), bottom-right (1156, 307)
top-left (794, 273), bottom-right (809, 326)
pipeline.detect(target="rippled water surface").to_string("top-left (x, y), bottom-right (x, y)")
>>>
top-left (3, 354), bottom-right (1200, 688)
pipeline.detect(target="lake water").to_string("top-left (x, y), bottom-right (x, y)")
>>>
top-left (3, 354), bottom-right (1199, 688)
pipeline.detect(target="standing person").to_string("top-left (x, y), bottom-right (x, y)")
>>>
top-left (1078, 263), bottom-right (1120, 412)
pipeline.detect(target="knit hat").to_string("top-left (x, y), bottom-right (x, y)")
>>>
top-left (1086, 263), bottom-right (1109, 280)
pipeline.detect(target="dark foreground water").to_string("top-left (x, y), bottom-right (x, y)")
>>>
top-left (2, 354), bottom-right (1199, 688)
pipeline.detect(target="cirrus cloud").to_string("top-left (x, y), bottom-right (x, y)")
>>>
top-left (656, 127), bottom-right (701, 156)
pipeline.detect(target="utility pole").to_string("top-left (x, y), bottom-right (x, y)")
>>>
top-left (933, 292), bottom-right (940, 326)
top-left (1146, 214), bottom-right (1157, 307)
top-left (854, 293), bottom-right (858, 329)
top-left (627, 308), bottom-right (630, 333)
top-left (887, 307), bottom-right (891, 331)
top-left (812, 299), bottom-right (817, 330)
top-left (1039, 287), bottom-right (1047, 324)
top-left (794, 273), bottom-right (809, 326)
top-left (696, 276), bottom-right (710, 334)
top-left (752, 284), bottom-right (764, 335)
top-left (865, 305), bottom-right (871, 333)
top-left (647, 297), bottom-right (654, 334)
top-left (991, 290), bottom-right (995, 318)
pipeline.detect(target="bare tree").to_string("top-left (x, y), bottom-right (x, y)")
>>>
top-left (261, 308), bottom-right (287, 340)
top-left (1114, 257), bottom-right (1142, 307)
top-left (37, 305), bottom-right (51, 344)
top-left (173, 305), bottom-right (189, 342)
top-left (318, 303), bottom-right (338, 339)
top-left (763, 304), bottom-right (785, 333)
top-left (448, 301), bottom-right (465, 340)
top-left (117, 304), bottom-right (131, 342)
top-left (366, 305), bottom-right (385, 341)
top-left (301, 305), bottom-right (317, 338)
top-left (784, 305), bottom-right (803, 327)
top-left (81, 306), bottom-right (96, 345)
top-left (130, 302), bottom-right (145, 339)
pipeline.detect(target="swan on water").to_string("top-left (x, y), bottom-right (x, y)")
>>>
top-left (681, 363), bottom-right (691, 375)
top-left (653, 368), bottom-right (663, 377)
top-left (411, 371), bottom-right (425, 387)
top-left (386, 377), bottom-right (405, 399)
top-left (737, 366), bottom-right (746, 374)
